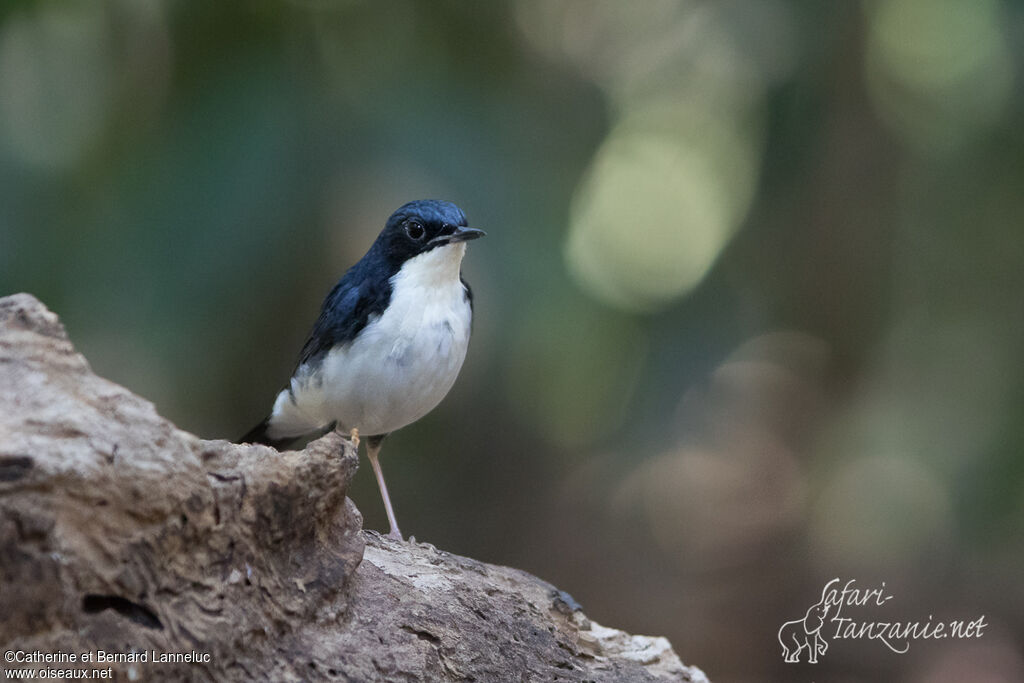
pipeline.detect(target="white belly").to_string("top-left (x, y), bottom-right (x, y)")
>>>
top-left (314, 283), bottom-right (470, 434)
top-left (268, 244), bottom-right (472, 438)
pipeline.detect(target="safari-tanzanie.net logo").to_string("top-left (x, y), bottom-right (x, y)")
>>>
top-left (778, 578), bottom-right (987, 664)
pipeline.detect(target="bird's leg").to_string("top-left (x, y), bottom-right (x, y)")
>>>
top-left (366, 434), bottom-right (402, 541)
top-left (348, 427), bottom-right (359, 449)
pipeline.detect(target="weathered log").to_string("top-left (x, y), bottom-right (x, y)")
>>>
top-left (0, 293), bottom-right (707, 682)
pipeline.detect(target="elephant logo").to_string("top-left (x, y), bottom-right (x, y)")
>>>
top-left (778, 578), bottom-right (838, 663)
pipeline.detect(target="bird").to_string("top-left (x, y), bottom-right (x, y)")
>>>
top-left (239, 199), bottom-right (484, 541)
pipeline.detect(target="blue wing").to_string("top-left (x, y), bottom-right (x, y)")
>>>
top-left (297, 262), bottom-right (393, 368)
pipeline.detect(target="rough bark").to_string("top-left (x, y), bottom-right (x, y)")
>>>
top-left (0, 293), bottom-right (708, 682)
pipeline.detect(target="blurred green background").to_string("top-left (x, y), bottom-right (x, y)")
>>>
top-left (2, 1), bottom-right (1022, 680)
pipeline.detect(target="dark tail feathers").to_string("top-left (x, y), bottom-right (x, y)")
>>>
top-left (237, 418), bottom-right (295, 450)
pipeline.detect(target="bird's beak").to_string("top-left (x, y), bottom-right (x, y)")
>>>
top-left (434, 226), bottom-right (486, 245)
top-left (448, 226), bottom-right (486, 243)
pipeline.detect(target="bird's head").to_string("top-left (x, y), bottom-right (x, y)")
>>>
top-left (375, 200), bottom-right (485, 267)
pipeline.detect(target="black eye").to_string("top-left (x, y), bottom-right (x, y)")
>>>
top-left (405, 220), bottom-right (425, 240)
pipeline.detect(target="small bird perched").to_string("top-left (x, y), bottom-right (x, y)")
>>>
top-left (239, 199), bottom-right (484, 540)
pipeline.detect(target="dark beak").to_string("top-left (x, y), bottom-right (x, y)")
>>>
top-left (434, 226), bottom-right (486, 245)
top-left (448, 226), bottom-right (486, 243)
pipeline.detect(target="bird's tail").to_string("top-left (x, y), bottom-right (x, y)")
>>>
top-left (237, 417), bottom-right (295, 450)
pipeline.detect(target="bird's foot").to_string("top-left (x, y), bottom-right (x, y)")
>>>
top-left (349, 427), bottom-right (360, 449)
top-left (387, 528), bottom-right (404, 542)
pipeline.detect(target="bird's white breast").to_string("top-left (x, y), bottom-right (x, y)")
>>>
top-left (270, 243), bottom-right (472, 438)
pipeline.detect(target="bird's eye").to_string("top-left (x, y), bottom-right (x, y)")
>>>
top-left (405, 220), bottom-right (425, 241)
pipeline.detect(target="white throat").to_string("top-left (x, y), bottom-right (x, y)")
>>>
top-left (394, 242), bottom-right (467, 289)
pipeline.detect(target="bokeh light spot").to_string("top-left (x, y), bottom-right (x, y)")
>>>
top-left (865, 0), bottom-right (1012, 150)
top-left (566, 103), bottom-right (759, 312)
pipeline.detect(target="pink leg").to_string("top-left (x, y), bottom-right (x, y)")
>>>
top-left (367, 437), bottom-right (402, 541)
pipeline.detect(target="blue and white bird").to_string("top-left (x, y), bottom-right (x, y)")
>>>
top-left (240, 200), bottom-right (484, 540)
